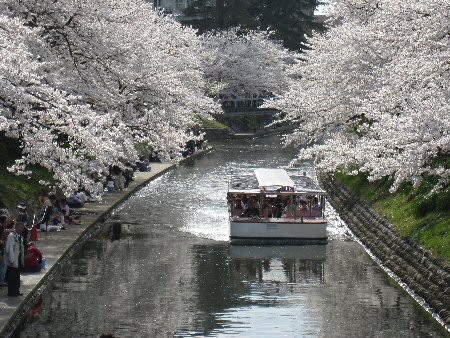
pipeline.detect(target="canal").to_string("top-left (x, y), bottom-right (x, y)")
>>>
top-left (18, 136), bottom-right (446, 337)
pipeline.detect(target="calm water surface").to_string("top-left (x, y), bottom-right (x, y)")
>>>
top-left (19, 136), bottom-right (446, 337)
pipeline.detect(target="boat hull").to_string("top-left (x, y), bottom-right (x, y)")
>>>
top-left (229, 218), bottom-right (327, 245)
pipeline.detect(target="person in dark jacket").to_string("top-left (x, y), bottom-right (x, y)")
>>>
top-left (5, 222), bottom-right (24, 296)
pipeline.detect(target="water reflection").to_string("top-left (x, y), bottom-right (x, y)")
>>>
top-left (229, 245), bottom-right (325, 284)
top-left (173, 244), bottom-right (326, 337)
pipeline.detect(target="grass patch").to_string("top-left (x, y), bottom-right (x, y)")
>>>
top-left (0, 163), bottom-right (54, 212)
top-left (336, 171), bottom-right (450, 263)
top-left (194, 115), bottom-right (230, 130)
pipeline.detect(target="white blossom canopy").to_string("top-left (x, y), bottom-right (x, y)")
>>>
top-left (0, 0), bottom-right (219, 194)
top-left (200, 28), bottom-right (295, 98)
top-left (267, 0), bottom-right (450, 192)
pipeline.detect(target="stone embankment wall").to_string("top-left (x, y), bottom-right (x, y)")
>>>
top-left (319, 173), bottom-right (450, 327)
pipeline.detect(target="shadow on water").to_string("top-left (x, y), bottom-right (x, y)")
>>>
top-left (108, 222), bottom-right (122, 241)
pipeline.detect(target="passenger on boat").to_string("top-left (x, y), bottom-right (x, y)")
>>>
top-left (262, 200), bottom-right (272, 218)
top-left (299, 200), bottom-right (309, 211)
top-left (311, 197), bottom-right (321, 211)
top-left (241, 196), bottom-right (259, 217)
top-left (250, 196), bottom-right (260, 208)
top-left (284, 199), bottom-right (297, 218)
top-left (241, 195), bottom-right (249, 208)
top-left (233, 197), bottom-right (243, 210)
top-left (311, 197), bottom-right (322, 217)
top-left (273, 196), bottom-right (284, 218)
top-left (231, 197), bottom-right (244, 217)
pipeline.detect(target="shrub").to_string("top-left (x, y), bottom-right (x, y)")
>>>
top-left (414, 196), bottom-right (436, 217)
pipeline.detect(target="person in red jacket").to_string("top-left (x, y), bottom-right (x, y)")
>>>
top-left (22, 242), bottom-right (42, 273)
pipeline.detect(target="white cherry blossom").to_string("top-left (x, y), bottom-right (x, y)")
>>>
top-left (200, 28), bottom-right (295, 98)
top-left (1, 0), bottom-right (219, 194)
top-left (267, 0), bottom-right (450, 192)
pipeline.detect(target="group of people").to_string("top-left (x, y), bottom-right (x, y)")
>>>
top-left (0, 201), bottom-right (43, 297)
top-left (38, 193), bottom-right (84, 231)
top-left (106, 165), bottom-right (134, 193)
top-left (181, 139), bottom-right (204, 158)
top-left (0, 167), bottom-right (130, 298)
top-left (0, 188), bottom-right (94, 296)
top-left (231, 195), bottom-right (322, 219)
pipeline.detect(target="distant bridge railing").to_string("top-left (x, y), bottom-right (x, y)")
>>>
top-left (222, 108), bottom-right (280, 116)
top-left (220, 97), bottom-right (280, 116)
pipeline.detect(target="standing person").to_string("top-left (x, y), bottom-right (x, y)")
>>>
top-left (16, 205), bottom-right (28, 226)
top-left (0, 221), bottom-right (5, 286)
top-left (5, 222), bottom-right (25, 296)
top-left (0, 218), bottom-right (14, 286)
top-left (17, 205), bottom-right (29, 251)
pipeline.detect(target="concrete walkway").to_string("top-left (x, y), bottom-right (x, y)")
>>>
top-left (0, 152), bottom-right (209, 336)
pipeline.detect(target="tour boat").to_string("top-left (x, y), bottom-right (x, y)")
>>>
top-left (227, 168), bottom-right (328, 244)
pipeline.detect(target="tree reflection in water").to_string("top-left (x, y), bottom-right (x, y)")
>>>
top-left (191, 244), bottom-right (326, 335)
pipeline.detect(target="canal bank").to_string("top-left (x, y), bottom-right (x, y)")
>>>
top-left (10, 135), bottom-right (447, 337)
top-left (319, 172), bottom-right (450, 331)
top-left (0, 148), bottom-right (212, 337)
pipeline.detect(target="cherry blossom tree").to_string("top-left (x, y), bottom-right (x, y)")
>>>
top-left (267, 0), bottom-right (450, 192)
top-left (0, 12), bottom-right (127, 194)
top-left (200, 28), bottom-right (296, 98)
top-left (1, 0), bottom-right (219, 194)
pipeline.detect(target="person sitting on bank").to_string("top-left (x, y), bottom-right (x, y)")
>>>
top-left (5, 222), bottom-right (25, 296)
top-left (52, 199), bottom-right (65, 227)
top-left (136, 157), bottom-right (151, 172)
top-left (38, 196), bottom-right (63, 231)
top-left (60, 198), bottom-right (81, 225)
top-left (67, 191), bottom-right (84, 208)
top-left (149, 151), bottom-right (162, 163)
top-left (22, 242), bottom-right (43, 273)
top-left (106, 175), bottom-right (115, 192)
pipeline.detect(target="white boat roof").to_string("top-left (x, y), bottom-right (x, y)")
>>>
top-left (228, 168), bottom-right (327, 194)
top-left (254, 168), bottom-right (294, 188)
